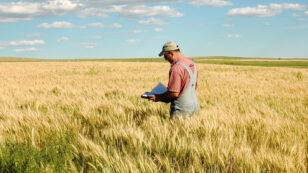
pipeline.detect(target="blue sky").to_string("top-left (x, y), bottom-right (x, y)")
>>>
top-left (0, 0), bottom-right (308, 59)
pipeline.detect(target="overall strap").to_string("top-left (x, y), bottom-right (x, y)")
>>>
top-left (193, 63), bottom-right (197, 80)
top-left (176, 62), bottom-right (197, 84)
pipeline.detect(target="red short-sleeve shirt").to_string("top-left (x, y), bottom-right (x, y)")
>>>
top-left (168, 55), bottom-right (197, 97)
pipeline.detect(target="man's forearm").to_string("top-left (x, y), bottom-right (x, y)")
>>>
top-left (156, 91), bottom-right (178, 103)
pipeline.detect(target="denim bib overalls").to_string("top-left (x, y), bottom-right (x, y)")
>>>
top-left (170, 62), bottom-right (199, 118)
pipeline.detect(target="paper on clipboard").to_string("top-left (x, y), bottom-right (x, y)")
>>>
top-left (141, 82), bottom-right (167, 98)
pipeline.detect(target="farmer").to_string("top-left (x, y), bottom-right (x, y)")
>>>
top-left (148, 41), bottom-right (198, 118)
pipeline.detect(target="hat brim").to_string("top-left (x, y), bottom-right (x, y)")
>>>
top-left (158, 50), bottom-right (164, 57)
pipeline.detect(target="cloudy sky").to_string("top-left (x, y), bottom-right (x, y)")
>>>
top-left (0, 0), bottom-right (308, 59)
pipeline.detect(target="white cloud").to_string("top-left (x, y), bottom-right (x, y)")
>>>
top-left (0, 2), bottom-right (41, 15)
top-left (126, 39), bottom-right (140, 43)
top-left (228, 3), bottom-right (306, 17)
top-left (57, 37), bottom-right (69, 42)
top-left (189, 0), bottom-right (233, 7)
top-left (41, 0), bottom-right (80, 11)
top-left (110, 23), bottom-right (122, 28)
top-left (79, 0), bottom-right (180, 6)
top-left (138, 17), bottom-right (166, 25)
top-left (305, 11), bottom-right (308, 16)
top-left (0, 1), bottom-right (184, 25)
top-left (0, 0), bottom-right (81, 23)
top-left (297, 18), bottom-right (307, 22)
top-left (153, 28), bottom-right (164, 32)
top-left (86, 23), bottom-right (105, 28)
top-left (9, 40), bottom-right (45, 46)
top-left (269, 3), bottom-right (305, 11)
top-left (228, 5), bottom-right (271, 17)
top-left (0, 17), bottom-right (32, 23)
top-left (86, 22), bottom-right (106, 28)
top-left (37, 21), bottom-right (122, 29)
top-left (223, 24), bottom-right (234, 27)
top-left (0, 0), bottom-right (237, 23)
top-left (105, 5), bottom-right (183, 18)
top-left (38, 21), bottom-right (74, 28)
top-left (14, 48), bottom-right (38, 52)
top-left (264, 22), bottom-right (272, 26)
top-left (77, 8), bottom-right (108, 18)
top-left (81, 43), bottom-right (96, 49)
top-left (84, 22), bottom-right (122, 28)
top-left (132, 30), bottom-right (148, 34)
top-left (226, 34), bottom-right (242, 38)
top-left (27, 33), bottom-right (41, 38)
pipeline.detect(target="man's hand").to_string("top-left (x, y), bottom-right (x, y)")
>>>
top-left (147, 91), bottom-right (179, 103)
top-left (147, 95), bottom-right (157, 102)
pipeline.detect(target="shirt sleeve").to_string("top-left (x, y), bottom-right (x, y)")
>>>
top-left (168, 69), bottom-right (183, 93)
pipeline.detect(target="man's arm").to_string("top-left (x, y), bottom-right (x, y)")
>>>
top-left (148, 91), bottom-right (179, 103)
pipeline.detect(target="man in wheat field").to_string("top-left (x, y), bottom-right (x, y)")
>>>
top-left (148, 41), bottom-right (199, 118)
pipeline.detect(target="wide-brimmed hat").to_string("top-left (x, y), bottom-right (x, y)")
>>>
top-left (158, 41), bottom-right (179, 56)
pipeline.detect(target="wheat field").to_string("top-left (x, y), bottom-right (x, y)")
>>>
top-left (0, 61), bottom-right (307, 172)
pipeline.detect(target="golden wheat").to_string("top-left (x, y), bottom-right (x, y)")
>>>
top-left (0, 61), bottom-right (307, 172)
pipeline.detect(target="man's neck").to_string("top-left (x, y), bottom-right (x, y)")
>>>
top-left (171, 53), bottom-right (182, 64)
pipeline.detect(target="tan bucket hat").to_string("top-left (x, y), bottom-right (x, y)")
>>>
top-left (158, 41), bottom-right (179, 56)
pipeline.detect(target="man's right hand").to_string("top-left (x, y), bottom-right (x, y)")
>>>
top-left (147, 95), bottom-right (157, 102)
top-left (147, 91), bottom-right (179, 103)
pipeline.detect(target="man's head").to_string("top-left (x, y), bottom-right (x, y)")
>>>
top-left (159, 41), bottom-right (180, 56)
top-left (159, 41), bottom-right (181, 63)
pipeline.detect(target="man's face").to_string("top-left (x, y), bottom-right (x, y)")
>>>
top-left (163, 51), bottom-right (173, 63)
